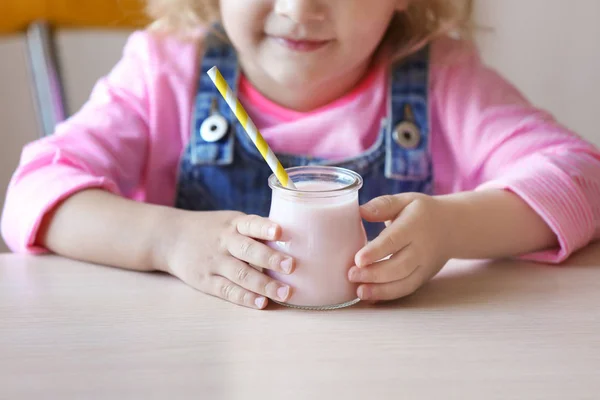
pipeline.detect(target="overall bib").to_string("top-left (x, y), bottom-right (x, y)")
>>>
top-left (176, 34), bottom-right (433, 240)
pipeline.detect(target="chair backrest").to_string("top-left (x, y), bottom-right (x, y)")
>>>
top-left (0, 0), bottom-right (147, 34)
top-left (1, 0), bottom-right (148, 137)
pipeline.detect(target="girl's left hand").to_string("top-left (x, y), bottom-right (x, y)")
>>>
top-left (349, 193), bottom-right (454, 302)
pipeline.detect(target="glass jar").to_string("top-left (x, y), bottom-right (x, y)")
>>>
top-left (266, 166), bottom-right (367, 310)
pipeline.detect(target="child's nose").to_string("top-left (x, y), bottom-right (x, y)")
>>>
top-left (274, 0), bottom-right (326, 24)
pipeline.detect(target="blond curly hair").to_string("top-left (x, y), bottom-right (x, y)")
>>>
top-left (146, 0), bottom-right (474, 59)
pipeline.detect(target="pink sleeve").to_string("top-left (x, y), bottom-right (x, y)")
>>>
top-left (432, 39), bottom-right (600, 263)
top-left (0, 31), bottom-right (154, 253)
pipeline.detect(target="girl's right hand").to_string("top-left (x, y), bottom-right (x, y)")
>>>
top-left (162, 211), bottom-right (295, 310)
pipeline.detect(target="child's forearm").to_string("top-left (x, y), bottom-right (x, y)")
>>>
top-left (38, 189), bottom-right (178, 273)
top-left (439, 189), bottom-right (558, 260)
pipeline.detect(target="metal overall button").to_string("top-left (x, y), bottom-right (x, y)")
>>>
top-left (200, 98), bottom-right (229, 142)
top-left (393, 104), bottom-right (421, 149)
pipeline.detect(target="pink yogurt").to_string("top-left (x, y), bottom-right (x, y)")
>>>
top-left (266, 167), bottom-right (367, 309)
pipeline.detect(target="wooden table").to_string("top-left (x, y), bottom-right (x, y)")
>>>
top-left (2, 245), bottom-right (600, 399)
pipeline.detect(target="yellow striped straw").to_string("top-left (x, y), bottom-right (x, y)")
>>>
top-left (207, 67), bottom-right (296, 189)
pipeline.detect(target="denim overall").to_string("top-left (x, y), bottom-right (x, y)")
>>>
top-left (176, 34), bottom-right (433, 240)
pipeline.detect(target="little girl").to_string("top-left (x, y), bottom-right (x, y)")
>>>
top-left (2, 0), bottom-right (600, 309)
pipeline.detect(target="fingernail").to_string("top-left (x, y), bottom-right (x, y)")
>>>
top-left (277, 286), bottom-right (290, 301)
top-left (255, 297), bottom-right (267, 309)
top-left (280, 258), bottom-right (294, 274)
top-left (268, 226), bottom-right (278, 239)
top-left (358, 286), bottom-right (371, 300)
top-left (348, 267), bottom-right (361, 282)
top-left (355, 254), bottom-right (368, 268)
top-left (362, 203), bottom-right (377, 215)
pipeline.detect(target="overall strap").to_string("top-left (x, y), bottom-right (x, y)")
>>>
top-left (189, 31), bottom-right (239, 165)
top-left (385, 46), bottom-right (431, 180)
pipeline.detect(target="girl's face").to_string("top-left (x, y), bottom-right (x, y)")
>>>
top-left (219, 0), bottom-right (410, 110)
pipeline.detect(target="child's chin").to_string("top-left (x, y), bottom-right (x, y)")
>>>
top-left (269, 68), bottom-right (328, 90)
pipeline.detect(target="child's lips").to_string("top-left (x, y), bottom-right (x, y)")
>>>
top-left (271, 36), bottom-right (331, 52)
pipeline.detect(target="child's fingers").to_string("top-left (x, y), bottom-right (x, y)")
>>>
top-left (219, 258), bottom-right (292, 303)
top-left (354, 220), bottom-right (412, 267)
top-left (357, 265), bottom-right (426, 302)
top-left (360, 194), bottom-right (415, 223)
top-left (208, 275), bottom-right (269, 310)
top-left (348, 247), bottom-right (417, 284)
top-left (236, 214), bottom-right (281, 241)
top-left (228, 235), bottom-right (295, 274)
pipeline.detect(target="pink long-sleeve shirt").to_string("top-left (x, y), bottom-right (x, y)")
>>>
top-left (2, 30), bottom-right (600, 262)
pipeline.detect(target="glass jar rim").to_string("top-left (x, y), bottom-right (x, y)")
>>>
top-left (268, 166), bottom-right (363, 198)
